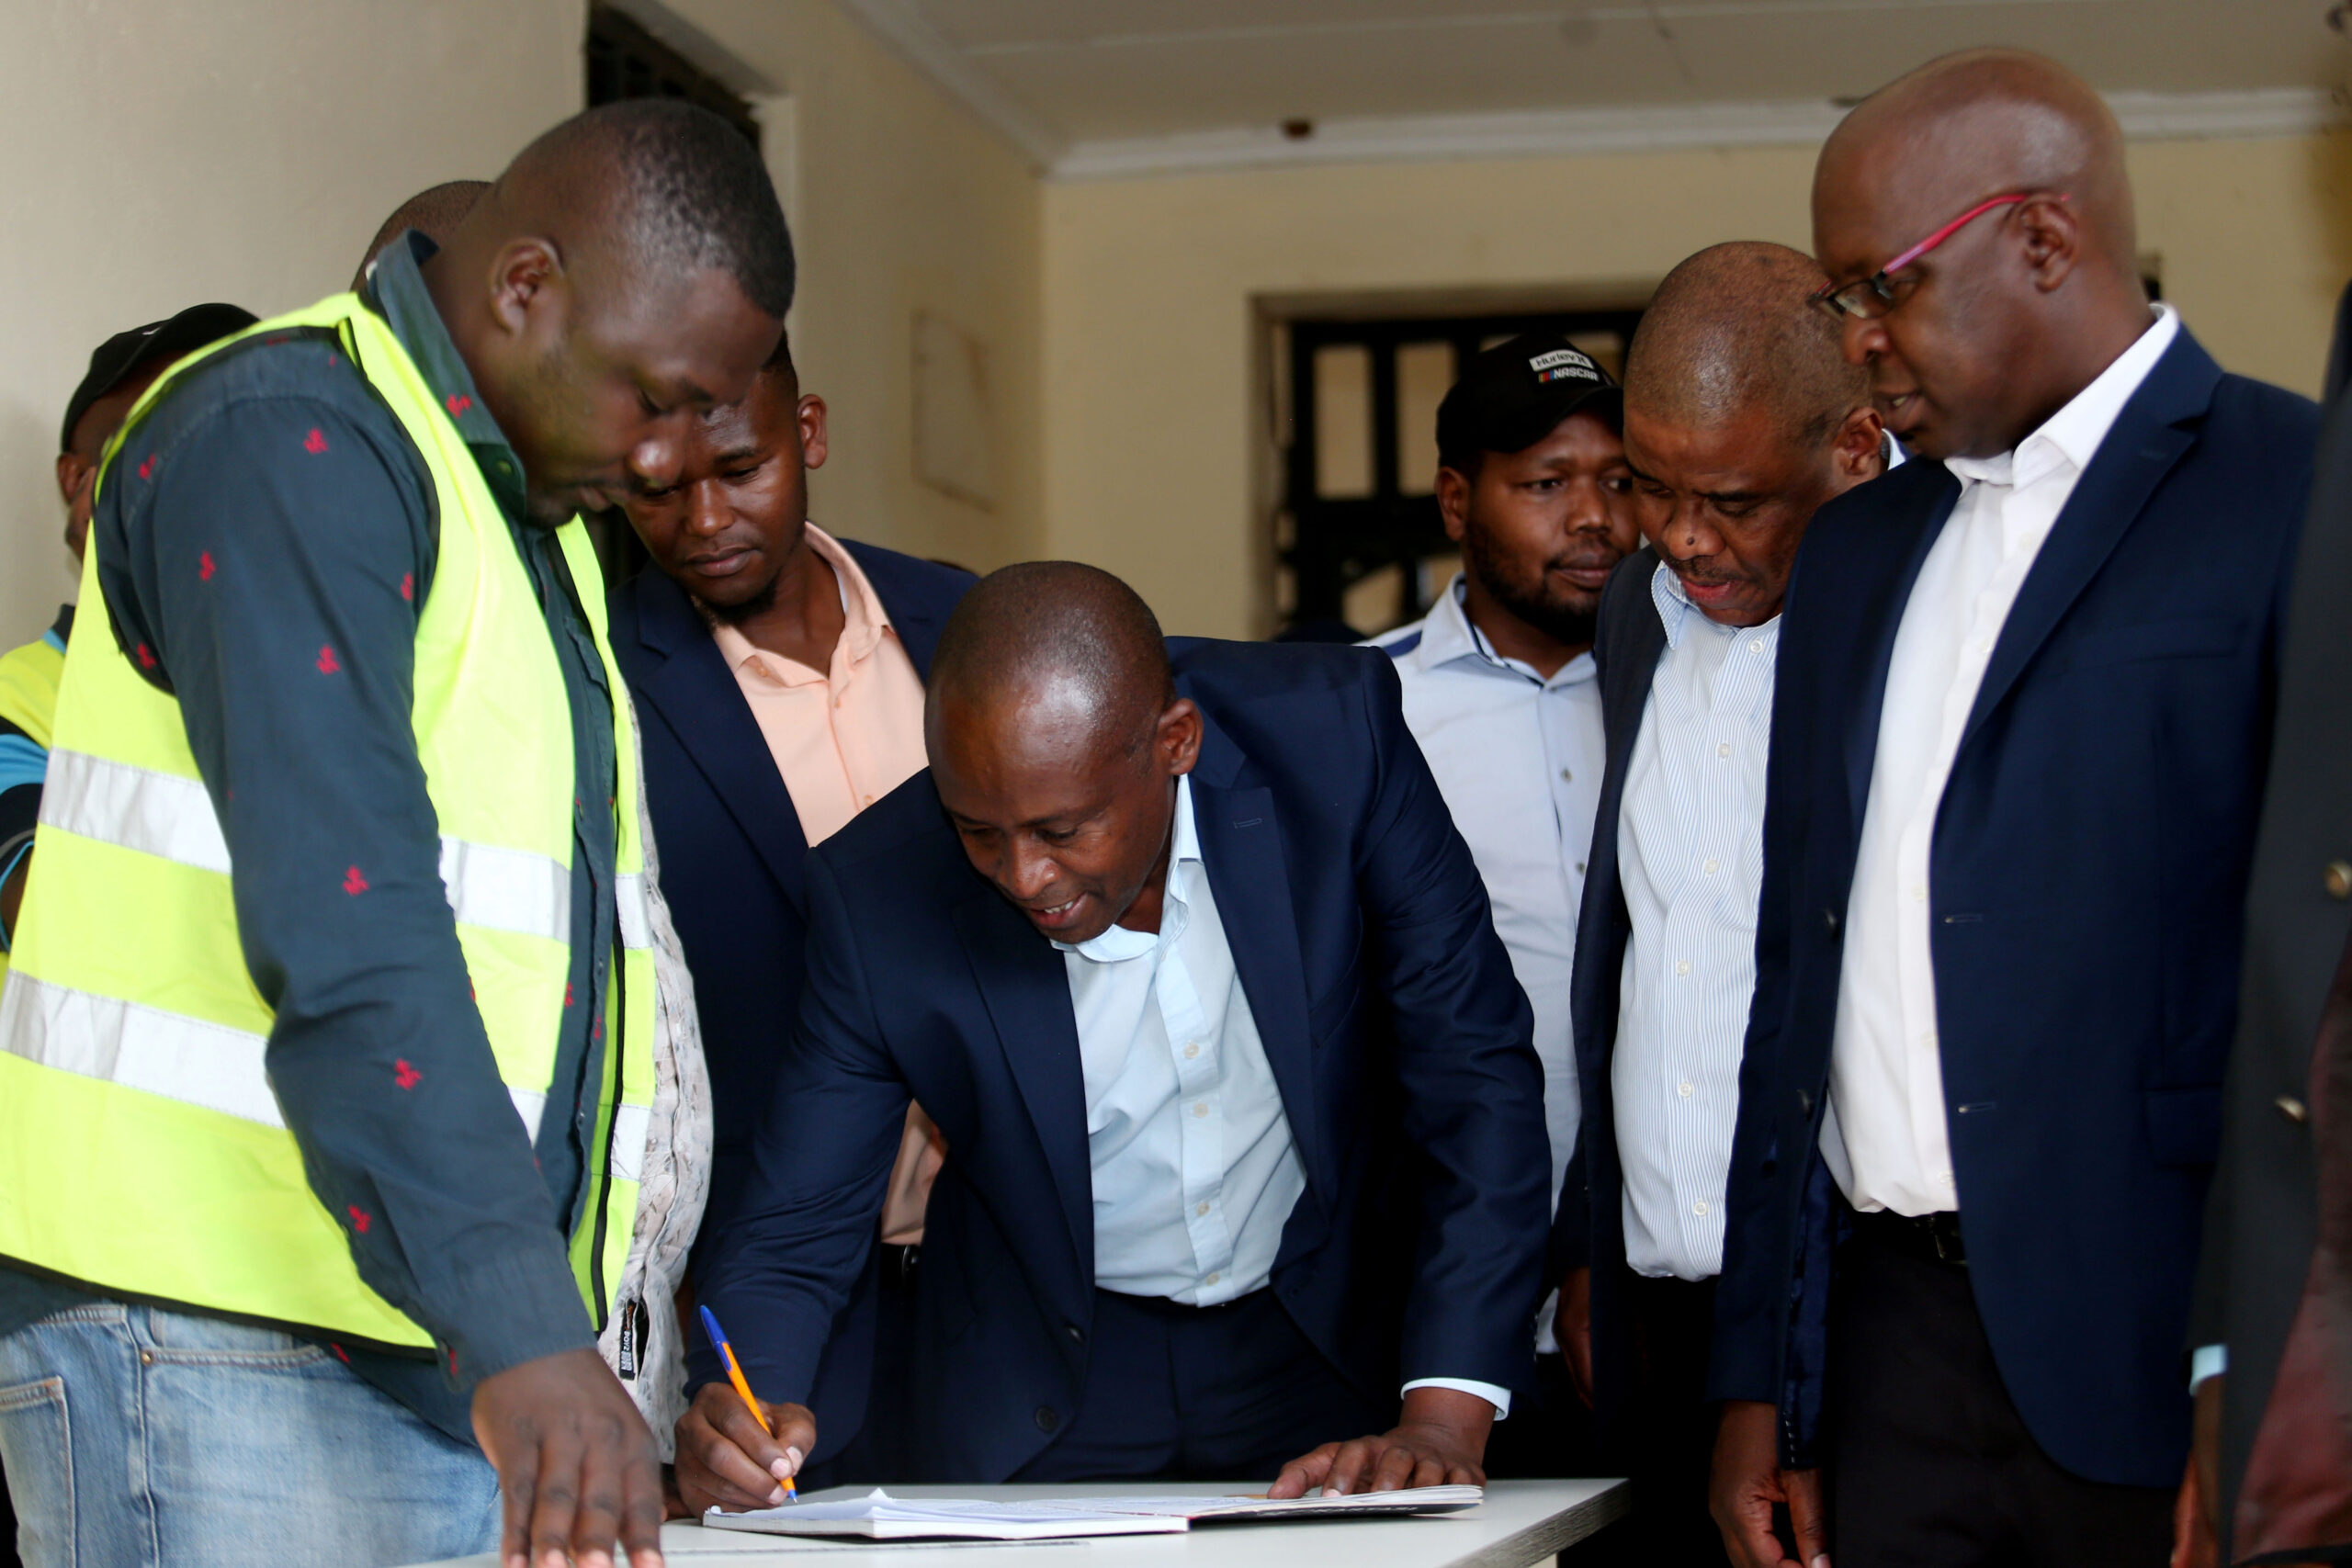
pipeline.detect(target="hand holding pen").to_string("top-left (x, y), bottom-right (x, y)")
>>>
top-left (673, 1305), bottom-right (820, 1514)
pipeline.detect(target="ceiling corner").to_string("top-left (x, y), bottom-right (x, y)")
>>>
top-left (832, 0), bottom-right (1068, 171)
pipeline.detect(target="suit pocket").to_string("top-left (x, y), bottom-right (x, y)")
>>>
top-left (2145, 1084), bottom-right (2223, 1167)
top-left (2068, 617), bottom-right (2245, 671)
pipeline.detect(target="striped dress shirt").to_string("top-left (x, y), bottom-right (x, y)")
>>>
top-left (1612, 561), bottom-right (1779, 1281)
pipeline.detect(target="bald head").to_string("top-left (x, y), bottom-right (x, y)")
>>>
top-left (480, 98), bottom-right (795, 318)
top-left (1626, 242), bottom-right (1866, 448)
top-left (1820, 48), bottom-right (2136, 280)
top-left (353, 180), bottom-right (490, 290)
top-left (927, 563), bottom-right (1198, 945)
top-left (1812, 48), bottom-right (2154, 460)
top-left (930, 562), bottom-right (1173, 756)
top-left (418, 98), bottom-right (790, 525)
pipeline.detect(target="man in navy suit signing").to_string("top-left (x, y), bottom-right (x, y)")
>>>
top-left (1708, 49), bottom-right (2318, 1568)
top-left (675, 562), bottom-right (1553, 1502)
top-left (607, 328), bottom-right (972, 1470)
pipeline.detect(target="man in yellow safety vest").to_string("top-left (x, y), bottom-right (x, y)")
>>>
top-left (0, 99), bottom-right (787, 1568)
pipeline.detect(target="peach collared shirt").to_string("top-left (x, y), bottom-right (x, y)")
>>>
top-left (705, 523), bottom-right (929, 850)
top-left (704, 523), bottom-right (942, 1242)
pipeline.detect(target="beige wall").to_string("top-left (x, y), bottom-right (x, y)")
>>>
top-left (0, 0), bottom-right (583, 647)
top-left (1041, 134), bottom-right (2352, 640)
top-left (663, 0), bottom-right (1046, 575)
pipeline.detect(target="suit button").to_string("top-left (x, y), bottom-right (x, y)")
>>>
top-left (1823, 908), bottom-right (1839, 932)
top-left (1798, 1089), bottom-right (1815, 1115)
top-left (2278, 1095), bottom-right (2310, 1123)
top-left (1035, 1405), bottom-right (1060, 1433)
top-left (2327, 862), bottom-right (2352, 901)
top-left (1065, 1324), bottom-right (1084, 1343)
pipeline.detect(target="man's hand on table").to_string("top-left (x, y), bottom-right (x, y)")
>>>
top-left (471, 1346), bottom-right (667, 1568)
top-left (1268, 1385), bottom-right (1495, 1496)
top-left (674, 1382), bottom-right (819, 1515)
top-left (1711, 1399), bottom-right (1826, 1568)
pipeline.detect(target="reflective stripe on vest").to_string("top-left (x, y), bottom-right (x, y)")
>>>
top-left (41, 748), bottom-right (578, 945)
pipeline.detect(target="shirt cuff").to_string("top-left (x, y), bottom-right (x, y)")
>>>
top-left (2189, 1343), bottom-right (2227, 1393)
top-left (1401, 1377), bottom-right (1511, 1420)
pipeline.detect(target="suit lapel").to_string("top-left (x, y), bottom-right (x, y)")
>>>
top-left (1958, 333), bottom-right (2219, 752)
top-left (1840, 472), bottom-right (1963, 828)
top-left (1192, 768), bottom-right (1324, 1195)
top-left (627, 572), bottom-right (814, 910)
top-left (845, 538), bottom-right (956, 680)
top-left (953, 890), bottom-right (1094, 1287)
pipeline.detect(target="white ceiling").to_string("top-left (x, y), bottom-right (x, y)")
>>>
top-left (835, 0), bottom-right (2351, 177)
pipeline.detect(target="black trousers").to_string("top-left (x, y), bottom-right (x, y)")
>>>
top-left (1826, 1220), bottom-right (2175, 1568)
top-left (1615, 1273), bottom-right (1732, 1567)
top-left (1482, 1351), bottom-right (1610, 1480)
top-left (1012, 1287), bottom-right (1382, 1484)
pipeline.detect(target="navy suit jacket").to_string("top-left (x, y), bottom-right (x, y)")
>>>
top-left (698, 639), bottom-right (1554, 1481)
top-left (1712, 328), bottom-right (2317, 1487)
top-left (608, 538), bottom-right (972, 1232)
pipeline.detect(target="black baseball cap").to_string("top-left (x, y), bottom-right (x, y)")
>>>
top-left (1435, 332), bottom-right (1622, 469)
top-left (60, 302), bottom-right (260, 453)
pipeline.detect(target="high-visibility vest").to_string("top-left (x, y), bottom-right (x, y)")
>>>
top-left (0, 617), bottom-right (67, 993)
top-left (0, 295), bottom-right (656, 1352)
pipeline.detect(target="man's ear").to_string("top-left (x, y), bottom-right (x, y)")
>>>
top-left (1159, 697), bottom-right (1204, 777)
top-left (55, 451), bottom-right (90, 509)
top-left (485, 237), bottom-right (564, 341)
top-left (2016, 192), bottom-right (2082, 295)
top-left (1435, 465), bottom-right (1476, 546)
top-left (1832, 403), bottom-right (1887, 487)
top-left (797, 394), bottom-right (831, 471)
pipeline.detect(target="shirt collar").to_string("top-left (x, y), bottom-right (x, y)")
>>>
top-left (1056, 774), bottom-right (1201, 964)
top-left (1946, 302), bottom-right (2180, 491)
top-left (363, 230), bottom-right (529, 515)
top-left (1649, 558), bottom-right (1780, 652)
top-left (1418, 573), bottom-right (1595, 690)
top-left (707, 522), bottom-right (899, 680)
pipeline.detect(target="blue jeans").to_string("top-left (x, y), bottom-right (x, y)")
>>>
top-left (0, 1301), bottom-right (499, 1568)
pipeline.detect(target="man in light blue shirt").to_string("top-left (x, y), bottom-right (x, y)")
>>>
top-left (1552, 243), bottom-right (1884, 1560)
top-left (1370, 332), bottom-right (1638, 1473)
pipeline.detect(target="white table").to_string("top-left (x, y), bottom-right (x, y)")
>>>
top-left (405, 1479), bottom-right (1629, 1568)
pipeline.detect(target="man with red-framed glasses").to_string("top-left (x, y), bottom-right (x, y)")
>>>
top-left (1705, 46), bottom-right (2317, 1568)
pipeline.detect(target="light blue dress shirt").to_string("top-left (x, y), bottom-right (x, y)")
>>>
top-left (1612, 561), bottom-right (1779, 1282)
top-left (1057, 775), bottom-right (1512, 1416)
top-left (1369, 576), bottom-right (1602, 1213)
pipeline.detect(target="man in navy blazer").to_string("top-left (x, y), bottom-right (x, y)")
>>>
top-left (1554, 242), bottom-right (1884, 1563)
top-left (675, 563), bottom-right (1552, 1498)
top-left (1708, 51), bottom-right (2319, 1568)
top-left (608, 338), bottom-right (970, 1235)
top-left (607, 333), bottom-right (971, 1473)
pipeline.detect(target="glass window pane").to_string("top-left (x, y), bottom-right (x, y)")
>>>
top-left (1313, 344), bottom-right (1374, 500)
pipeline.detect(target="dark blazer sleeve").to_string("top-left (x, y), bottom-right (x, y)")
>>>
top-left (692, 846), bottom-right (914, 1404)
top-left (1352, 654), bottom-right (1555, 1393)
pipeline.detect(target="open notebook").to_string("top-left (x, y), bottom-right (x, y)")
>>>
top-left (703, 1485), bottom-right (1486, 1540)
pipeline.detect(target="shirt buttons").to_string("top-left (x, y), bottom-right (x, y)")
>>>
top-left (1675, 960), bottom-right (1691, 976)
top-left (1748, 640), bottom-right (1766, 654)
top-left (1193, 1102), bottom-right (1208, 1117)
top-left (1183, 1043), bottom-right (1201, 1060)
top-left (1691, 1200), bottom-right (1710, 1217)
top-left (1679, 1080), bottom-right (1694, 1099)
top-left (1559, 768), bottom-right (1574, 783)
top-left (1702, 858), bottom-right (1719, 876)
top-left (1716, 741), bottom-right (1731, 759)
top-left (1197, 1201), bottom-right (1212, 1216)
top-left (1911, 884), bottom-right (1928, 903)
top-left (1204, 1272), bottom-right (1220, 1286)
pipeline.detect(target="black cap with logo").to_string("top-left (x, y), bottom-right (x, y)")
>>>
top-left (1435, 331), bottom-right (1622, 471)
top-left (60, 302), bottom-right (260, 454)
